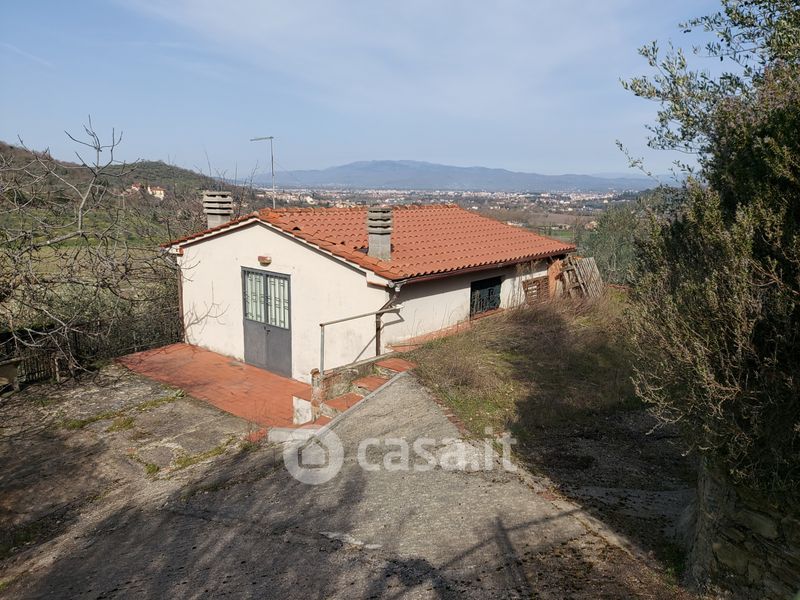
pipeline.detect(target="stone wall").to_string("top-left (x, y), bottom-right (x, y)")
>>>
top-left (688, 459), bottom-right (800, 599)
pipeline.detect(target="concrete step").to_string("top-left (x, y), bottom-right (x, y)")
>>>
top-left (301, 415), bottom-right (332, 428)
top-left (268, 415), bottom-right (332, 443)
top-left (320, 392), bottom-right (363, 418)
top-left (375, 357), bottom-right (416, 377)
top-left (352, 375), bottom-right (390, 395)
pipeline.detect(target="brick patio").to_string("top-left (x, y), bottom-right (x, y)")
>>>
top-left (118, 343), bottom-right (312, 429)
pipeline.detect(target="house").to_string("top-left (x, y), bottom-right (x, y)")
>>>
top-left (164, 192), bottom-right (575, 383)
top-left (147, 185), bottom-right (166, 200)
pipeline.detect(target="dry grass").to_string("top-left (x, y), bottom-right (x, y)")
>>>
top-left (411, 292), bottom-right (636, 443)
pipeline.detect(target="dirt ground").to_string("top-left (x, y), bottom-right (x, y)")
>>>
top-left (518, 407), bottom-right (697, 579)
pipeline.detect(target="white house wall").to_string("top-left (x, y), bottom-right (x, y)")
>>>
top-left (382, 262), bottom-right (547, 345)
top-left (178, 223), bottom-right (388, 382)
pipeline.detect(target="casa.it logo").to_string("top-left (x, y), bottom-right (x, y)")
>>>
top-left (282, 429), bottom-right (344, 485)
top-left (282, 427), bottom-right (517, 485)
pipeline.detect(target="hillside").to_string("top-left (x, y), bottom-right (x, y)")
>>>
top-left (269, 160), bottom-right (658, 193)
top-left (0, 141), bottom-right (217, 193)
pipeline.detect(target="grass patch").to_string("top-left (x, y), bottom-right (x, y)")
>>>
top-left (106, 416), bottom-right (135, 432)
top-left (658, 540), bottom-right (687, 583)
top-left (129, 453), bottom-right (161, 476)
top-left (60, 389), bottom-right (184, 431)
top-left (0, 576), bottom-right (17, 592)
top-left (61, 418), bottom-right (94, 430)
top-left (410, 293), bottom-right (637, 443)
top-left (61, 410), bottom-right (120, 430)
top-left (172, 439), bottom-right (234, 471)
top-left (135, 389), bottom-right (184, 412)
top-left (239, 440), bottom-right (259, 453)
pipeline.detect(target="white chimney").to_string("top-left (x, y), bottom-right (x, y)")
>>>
top-left (367, 206), bottom-right (392, 260)
top-left (202, 191), bottom-right (233, 228)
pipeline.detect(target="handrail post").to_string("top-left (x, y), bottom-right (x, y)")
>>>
top-left (375, 313), bottom-right (381, 356)
top-left (320, 324), bottom-right (325, 374)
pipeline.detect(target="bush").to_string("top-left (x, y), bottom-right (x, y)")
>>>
top-left (629, 65), bottom-right (800, 495)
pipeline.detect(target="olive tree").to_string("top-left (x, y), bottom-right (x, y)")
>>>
top-left (625, 0), bottom-right (800, 495)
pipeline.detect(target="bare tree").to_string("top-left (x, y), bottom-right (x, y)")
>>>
top-left (0, 120), bottom-right (191, 377)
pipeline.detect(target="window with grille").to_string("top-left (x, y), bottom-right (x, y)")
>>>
top-left (243, 270), bottom-right (290, 328)
top-left (470, 276), bottom-right (502, 317)
top-left (265, 274), bottom-right (289, 329)
top-left (244, 271), bottom-right (266, 323)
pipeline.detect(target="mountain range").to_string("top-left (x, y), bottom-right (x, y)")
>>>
top-left (1, 141), bottom-right (659, 194)
top-left (265, 160), bottom-right (659, 193)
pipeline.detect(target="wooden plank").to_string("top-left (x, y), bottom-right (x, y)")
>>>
top-left (559, 256), bottom-right (603, 299)
top-left (577, 257), bottom-right (603, 298)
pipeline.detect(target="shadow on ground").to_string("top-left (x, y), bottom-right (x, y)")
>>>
top-left (9, 448), bottom-right (673, 599)
top-left (1, 367), bottom-right (689, 599)
top-left (506, 303), bottom-right (697, 578)
top-left (412, 297), bottom-right (699, 585)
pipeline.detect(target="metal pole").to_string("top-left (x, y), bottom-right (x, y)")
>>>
top-left (249, 136), bottom-right (276, 209)
top-left (375, 313), bottom-right (381, 357)
top-left (270, 137), bottom-right (276, 210)
top-left (320, 324), bottom-right (325, 374)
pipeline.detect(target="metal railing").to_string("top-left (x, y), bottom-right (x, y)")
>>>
top-left (319, 304), bottom-right (403, 373)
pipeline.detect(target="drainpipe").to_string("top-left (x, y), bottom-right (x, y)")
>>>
top-left (374, 288), bottom-right (401, 359)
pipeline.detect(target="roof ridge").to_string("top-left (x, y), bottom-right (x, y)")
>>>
top-left (258, 203), bottom-right (463, 217)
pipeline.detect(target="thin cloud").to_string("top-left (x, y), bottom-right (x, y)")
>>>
top-left (120, 0), bottom-right (636, 118)
top-left (0, 42), bottom-right (54, 69)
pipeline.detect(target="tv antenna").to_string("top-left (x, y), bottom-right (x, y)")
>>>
top-left (250, 135), bottom-right (276, 209)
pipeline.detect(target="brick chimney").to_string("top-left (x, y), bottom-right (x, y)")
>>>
top-left (202, 190), bottom-right (233, 228)
top-left (367, 206), bottom-right (392, 260)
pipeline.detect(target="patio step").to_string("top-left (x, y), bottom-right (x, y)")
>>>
top-left (352, 375), bottom-right (390, 395)
top-left (293, 386), bottom-right (314, 402)
top-left (320, 392), bottom-right (363, 418)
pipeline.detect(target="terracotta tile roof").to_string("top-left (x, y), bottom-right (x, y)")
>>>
top-left (167, 205), bottom-right (575, 281)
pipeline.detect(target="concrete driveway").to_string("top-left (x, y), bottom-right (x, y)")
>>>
top-left (1, 372), bottom-right (688, 599)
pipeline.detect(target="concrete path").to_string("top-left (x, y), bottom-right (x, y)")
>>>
top-left (4, 374), bottom-right (685, 599)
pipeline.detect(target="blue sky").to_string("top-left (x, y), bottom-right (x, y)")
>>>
top-left (1, 0), bottom-right (720, 177)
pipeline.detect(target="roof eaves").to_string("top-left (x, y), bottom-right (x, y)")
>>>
top-left (161, 213), bottom-right (261, 249)
top-left (395, 245), bottom-right (575, 284)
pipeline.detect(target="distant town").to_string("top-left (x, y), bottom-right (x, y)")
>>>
top-left (240, 186), bottom-right (642, 241)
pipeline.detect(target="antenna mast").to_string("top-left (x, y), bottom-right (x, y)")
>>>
top-left (250, 135), bottom-right (276, 209)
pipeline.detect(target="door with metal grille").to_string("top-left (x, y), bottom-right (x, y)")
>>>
top-left (242, 269), bottom-right (291, 377)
